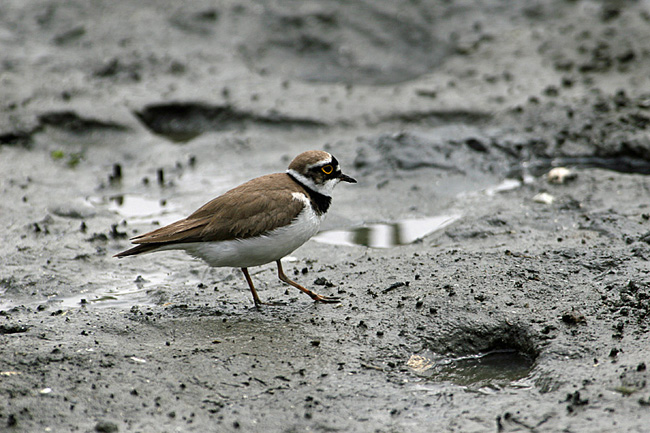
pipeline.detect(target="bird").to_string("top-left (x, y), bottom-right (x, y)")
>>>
top-left (114, 150), bottom-right (356, 306)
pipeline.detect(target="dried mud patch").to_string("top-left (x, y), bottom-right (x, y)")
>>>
top-left (240, 1), bottom-right (450, 84)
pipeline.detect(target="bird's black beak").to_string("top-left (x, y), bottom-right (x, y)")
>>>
top-left (338, 173), bottom-right (357, 183)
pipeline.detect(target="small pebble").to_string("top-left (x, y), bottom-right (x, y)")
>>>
top-left (547, 167), bottom-right (577, 184)
top-left (533, 192), bottom-right (555, 204)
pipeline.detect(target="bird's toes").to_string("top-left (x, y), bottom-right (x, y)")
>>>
top-left (313, 295), bottom-right (341, 304)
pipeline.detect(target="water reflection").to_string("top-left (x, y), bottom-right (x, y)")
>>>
top-left (0, 273), bottom-right (172, 311)
top-left (314, 214), bottom-right (461, 248)
top-left (107, 194), bottom-right (171, 218)
top-left (408, 349), bottom-right (534, 388)
top-left (86, 194), bottom-right (184, 226)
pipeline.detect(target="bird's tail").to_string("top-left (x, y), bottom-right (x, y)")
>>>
top-left (113, 243), bottom-right (161, 258)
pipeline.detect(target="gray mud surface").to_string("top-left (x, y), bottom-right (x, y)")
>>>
top-left (3, 1), bottom-right (650, 432)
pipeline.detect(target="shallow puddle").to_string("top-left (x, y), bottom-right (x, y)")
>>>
top-left (107, 194), bottom-right (170, 218)
top-left (0, 273), bottom-right (175, 311)
top-left (59, 271), bottom-right (179, 309)
top-left (88, 194), bottom-right (184, 225)
top-left (314, 214), bottom-right (461, 248)
top-left (51, 288), bottom-right (155, 309)
top-left (0, 289), bottom-right (156, 311)
top-left (408, 349), bottom-right (534, 388)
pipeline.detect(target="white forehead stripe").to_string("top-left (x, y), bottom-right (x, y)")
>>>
top-left (305, 153), bottom-right (332, 170)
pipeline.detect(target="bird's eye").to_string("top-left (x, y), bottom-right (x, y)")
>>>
top-left (321, 165), bottom-right (333, 175)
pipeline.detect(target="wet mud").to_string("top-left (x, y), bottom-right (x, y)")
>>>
top-left (2, 0), bottom-right (650, 432)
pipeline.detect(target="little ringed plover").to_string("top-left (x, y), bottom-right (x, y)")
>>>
top-left (114, 150), bottom-right (356, 306)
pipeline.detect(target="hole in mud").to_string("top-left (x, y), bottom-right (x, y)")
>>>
top-left (412, 320), bottom-right (539, 388)
top-left (313, 214), bottom-right (460, 248)
top-left (134, 103), bottom-right (325, 142)
top-left (408, 349), bottom-right (535, 388)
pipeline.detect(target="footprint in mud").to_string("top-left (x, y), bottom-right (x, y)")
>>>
top-left (407, 319), bottom-right (539, 388)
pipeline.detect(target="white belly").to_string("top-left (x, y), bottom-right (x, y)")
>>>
top-left (159, 205), bottom-right (323, 268)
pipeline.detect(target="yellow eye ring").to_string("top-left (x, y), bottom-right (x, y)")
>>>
top-left (321, 165), bottom-right (333, 175)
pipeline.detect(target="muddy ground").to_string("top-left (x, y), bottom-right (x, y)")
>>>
top-left (3, 0), bottom-right (650, 432)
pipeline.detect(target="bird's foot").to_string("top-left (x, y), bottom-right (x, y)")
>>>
top-left (254, 300), bottom-right (288, 308)
top-left (311, 294), bottom-right (341, 304)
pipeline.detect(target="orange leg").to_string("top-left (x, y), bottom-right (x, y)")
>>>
top-left (241, 267), bottom-right (264, 307)
top-left (275, 260), bottom-right (340, 303)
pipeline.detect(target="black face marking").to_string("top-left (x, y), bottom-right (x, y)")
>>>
top-left (330, 156), bottom-right (341, 178)
top-left (309, 156), bottom-right (342, 182)
top-left (307, 190), bottom-right (332, 215)
top-left (287, 172), bottom-right (332, 215)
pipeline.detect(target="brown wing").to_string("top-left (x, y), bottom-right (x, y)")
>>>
top-left (128, 173), bottom-right (306, 246)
